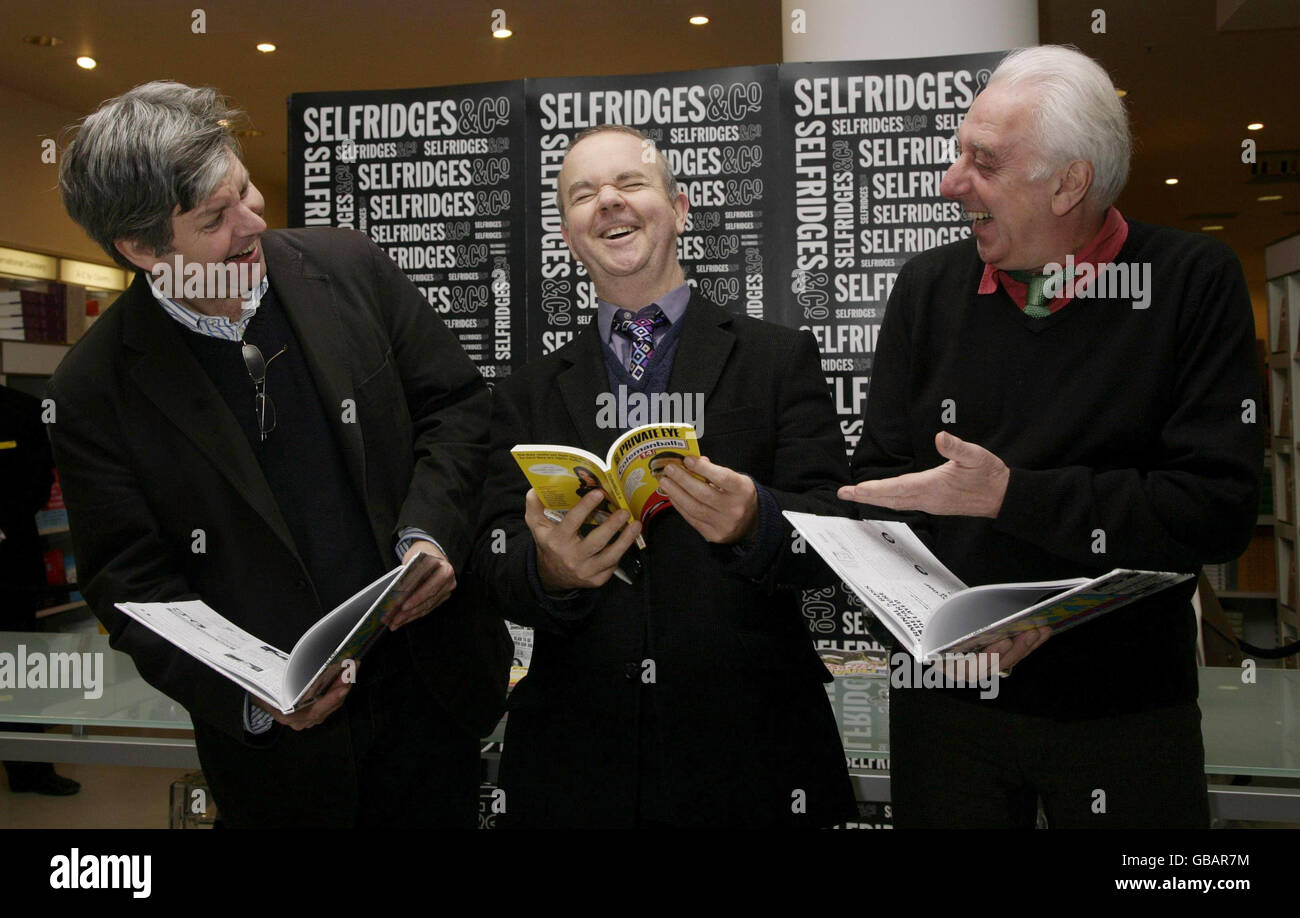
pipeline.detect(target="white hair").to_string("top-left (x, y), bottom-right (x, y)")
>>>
top-left (987, 44), bottom-right (1131, 209)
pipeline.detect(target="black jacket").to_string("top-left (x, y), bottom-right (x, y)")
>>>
top-left (472, 293), bottom-right (857, 827)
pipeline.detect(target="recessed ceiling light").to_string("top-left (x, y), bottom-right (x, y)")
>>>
top-left (689, 16), bottom-right (709, 25)
top-left (256, 42), bottom-right (276, 53)
top-left (1165, 177), bottom-right (1179, 185)
top-left (1115, 88), bottom-right (1127, 98)
top-left (1201, 225), bottom-right (1224, 231)
top-left (76, 56), bottom-right (96, 70)
top-left (1247, 122), bottom-right (1264, 131)
top-left (22, 35), bottom-right (63, 47)
top-left (493, 28), bottom-right (512, 38)
top-left (1259, 194), bottom-right (1283, 202)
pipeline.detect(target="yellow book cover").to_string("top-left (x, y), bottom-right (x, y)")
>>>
top-left (511, 423), bottom-right (702, 542)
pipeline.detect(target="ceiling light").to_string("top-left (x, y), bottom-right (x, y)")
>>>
top-left (1164, 177), bottom-right (1179, 185)
top-left (1247, 122), bottom-right (1264, 131)
top-left (256, 42), bottom-right (276, 53)
top-left (493, 28), bottom-right (512, 38)
top-left (76, 56), bottom-right (96, 69)
top-left (1259, 194), bottom-right (1283, 201)
top-left (1115, 88), bottom-right (1127, 98)
top-left (690, 16), bottom-right (709, 25)
top-left (1201, 225), bottom-right (1224, 231)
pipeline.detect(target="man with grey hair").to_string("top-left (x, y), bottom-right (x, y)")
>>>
top-left (841, 45), bottom-right (1261, 827)
top-left (48, 81), bottom-right (510, 827)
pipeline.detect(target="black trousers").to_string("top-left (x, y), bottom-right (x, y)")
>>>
top-left (889, 686), bottom-right (1210, 828)
top-left (205, 657), bottom-right (481, 829)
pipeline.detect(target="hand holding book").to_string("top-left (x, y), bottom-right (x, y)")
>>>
top-left (656, 455), bottom-right (759, 544)
top-left (527, 488), bottom-right (642, 592)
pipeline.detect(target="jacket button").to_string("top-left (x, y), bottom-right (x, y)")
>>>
top-left (624, 662), bottom-right (638, 681)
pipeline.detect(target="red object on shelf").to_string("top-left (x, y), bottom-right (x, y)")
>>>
top-left (45, 469), bottom-right (65, 510)
top-left (44, 549), bottom-right (66, 586)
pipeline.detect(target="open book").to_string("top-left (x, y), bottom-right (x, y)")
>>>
top-left (114, 554), bottom-right (436, 714)
top-left (784, 512), bottom-right (1191, 661)
top-left (512, 423), bottom-right (702, 544)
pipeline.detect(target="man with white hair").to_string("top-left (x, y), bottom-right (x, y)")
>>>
top-left (840, 45), bottom-right (1261, 827)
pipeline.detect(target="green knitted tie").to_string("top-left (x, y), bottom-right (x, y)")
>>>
top-left (1008, 269), bottom-right (1053, 317)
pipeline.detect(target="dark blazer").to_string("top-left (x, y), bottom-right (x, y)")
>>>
top-left (472, 292), bottom-right (858, 827)
top-left (47, 228), bottom-right (511, 820)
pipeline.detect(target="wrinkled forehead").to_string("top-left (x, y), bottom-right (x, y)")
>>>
top-left (560, 132), bottom-right (656, 190)
top-left (961, 83), bottom-right (1037, 147)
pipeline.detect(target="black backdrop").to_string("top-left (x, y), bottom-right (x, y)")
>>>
top-left (286, 50), bottom-right (1002, 684)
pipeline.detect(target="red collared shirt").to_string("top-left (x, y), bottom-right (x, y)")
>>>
top-left (978, 207), bottom-right (1129, 312)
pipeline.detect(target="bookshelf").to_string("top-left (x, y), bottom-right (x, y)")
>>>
top-left (1, 253), bottom-right (125, 624)
top-left (1265, 231), bottom-right (1300, 665)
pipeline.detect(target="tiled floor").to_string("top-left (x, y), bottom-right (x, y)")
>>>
top-left (1, 764), bottom-right (196, 829)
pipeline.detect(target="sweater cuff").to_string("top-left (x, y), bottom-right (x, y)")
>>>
top-left (992, 466), bottom-right (1054, 545)
top-left (718, 480), bottom-right (784, 580)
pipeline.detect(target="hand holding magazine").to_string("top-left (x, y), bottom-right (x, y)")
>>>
top-left (114, 553), bottom-right (437, 714)
top-left (784, 511), bottom-right (1191, 661)
top-left (512, 423), bottom-right (703, 546)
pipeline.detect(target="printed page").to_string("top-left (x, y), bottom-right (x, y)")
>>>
top-left (115, 600), bottom-right (288, 706)
top-left (782, 512), bottom-right (966, 655)
top-left (932, 569), bottom-right (1191, 657)
top-left (511, 446), bottom-right (626, 521)
top-left (284, 558), bottom-right (431, 709)
top-left (608, 424), bottom-right (701, 523)
top-left (921, 579), bottom-right (1085, 658)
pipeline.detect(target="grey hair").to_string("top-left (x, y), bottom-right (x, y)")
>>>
top-left (558, 124), bottom-right (680, 225)
top-left (59, 81), bottom-right (245, 269)
top-left (986, 44), bottom-right (1131, 209)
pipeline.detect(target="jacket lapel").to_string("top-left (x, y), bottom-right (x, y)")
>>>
top-left (556, 325), bottom-right (618, 458)
top-left (120, 274), bottom-right (298, 557)
top-left (665, 291), bottom-right (735, 408)
top-left (261, 233), bottom-right (369, 508)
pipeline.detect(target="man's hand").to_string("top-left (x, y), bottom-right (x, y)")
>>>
top-left (972, 626), bottom-right (1050, 676)
top-left (657, 456), bottom-right (758, 544)
top-left (527, 489), bottom-right (642, 592)
top-left (384, 540), bottom-right (455, 631)
top-left (838, 431), bottom-right (1010, 518)
top-left (253, 667), bottom-right (352, 731)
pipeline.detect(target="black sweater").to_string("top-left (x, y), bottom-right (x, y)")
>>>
top-left (851, 220), bottom-right (1263, 718)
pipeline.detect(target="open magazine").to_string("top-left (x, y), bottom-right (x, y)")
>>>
top-left (113, 554), bottom-right (436, 714)
top-left (784, 512), bottom-right (1191, 661)
top-left (512, 423), bottom-right (702, 545)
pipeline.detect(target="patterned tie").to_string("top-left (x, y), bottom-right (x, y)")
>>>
top-left (612, 307), bottom-right (669, 381)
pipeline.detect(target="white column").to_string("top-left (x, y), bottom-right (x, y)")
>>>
top-left (782, 0), bottom-right (1038, 62)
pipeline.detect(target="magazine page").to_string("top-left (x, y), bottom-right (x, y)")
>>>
top-left (511, 446), bottom-right (626, 523)
top-left (283, 558), bottom-right (432, 709)
top-left (933, 569), bottom-right (1191, 657)
top-left (607, 424), bottom-right (701, 523)
top-left (114, 599), bottom-right (289, 707)
top-left (920, 578), bottom-right (1087, 658)
top-left (782, 512), bottom-right (966, 656)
